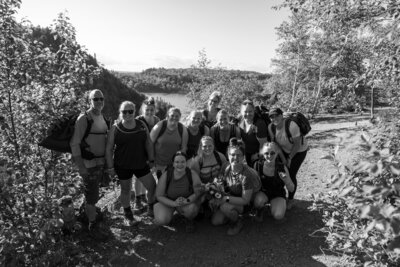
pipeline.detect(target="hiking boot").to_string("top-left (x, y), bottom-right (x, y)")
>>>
top-left (124, 207), bottom-right (139, 226)
top-left (287, 199), bottom-right (295, 210)
top-left (88, 221), bottom-right (109, 241)
top-left (144, 204), bottom-right (154, 218)
top-left (227, 219), bottom-right (243, 236)
top-left (254, 208), bottom-right (264, 223)
top-left (185, 219), bottom-right (196, 233)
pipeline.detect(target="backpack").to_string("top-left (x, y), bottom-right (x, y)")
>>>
top-left (224, 165), bottom-right (261, 192)
top-left (271, 112), bottom-right (311, 143)
top-left (155, 120), bottom-right (184, 143)
top-left (38, 111), bottom-right (109, 159)
top-left (254, 105), bottom-right (271, 129)
top-left (165, 166), bottom-right (193, 195)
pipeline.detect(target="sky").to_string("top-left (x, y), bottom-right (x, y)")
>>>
top-left (16, 0), bottom-right (290, 73)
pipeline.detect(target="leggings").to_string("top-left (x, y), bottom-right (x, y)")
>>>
top-left (284, 150), bottom-right (307, 200)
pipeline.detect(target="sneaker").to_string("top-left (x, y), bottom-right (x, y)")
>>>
top-left (124, 208), bottom-right (139, 226)
top-left (88, 221), bottom-right (109, 241)
top-left (185, 219), bottom-right (196, 233)
top-left (227, 219), bottom-right (243, 236)
top-left (287, 199), bottom-right (295, 210)
top-left (254, 208), bottom-right (264, 223)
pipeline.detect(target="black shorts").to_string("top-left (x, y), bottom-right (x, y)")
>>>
top-left (115, 165), bottom-right (151, 180)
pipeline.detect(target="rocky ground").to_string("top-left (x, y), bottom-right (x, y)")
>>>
top-left (70, 113), bottom-right (373, 267)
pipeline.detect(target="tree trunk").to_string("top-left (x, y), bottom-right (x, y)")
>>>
top-left (312, 65), bottom-right (323, 116)
top-left (370, 86), bottom-right (374, 119)
top-left (289, 45), bottom-right (301, 110)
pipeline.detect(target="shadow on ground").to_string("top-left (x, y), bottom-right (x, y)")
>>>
top-left (95, 200), bottom-right (333, 267)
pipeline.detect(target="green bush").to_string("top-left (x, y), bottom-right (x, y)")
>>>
top-left (312, 114), bottom-right (400, 266)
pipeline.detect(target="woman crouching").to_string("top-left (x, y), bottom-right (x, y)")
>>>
top-left (154, 151), bottom-right (201, 232)
top-left (253, 142), bottom-right (294, 222)
top-left (210, 138), bottom-right (261, 236)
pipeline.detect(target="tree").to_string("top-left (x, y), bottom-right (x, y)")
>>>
top-left (0, 2), bottom-right (100, 264)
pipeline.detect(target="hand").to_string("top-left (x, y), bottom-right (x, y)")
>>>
top-left (175, 197), bottom-right (188, 207)
top-left (278, 172), bottom-right (287, 181)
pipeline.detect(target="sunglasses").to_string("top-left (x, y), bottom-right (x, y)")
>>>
top-left (144, 100), bottom-right (155, 105)
top-left (92, 97), bottom-right (104, 102)
top-left (121, 110), bottom-right (134, 115)
top-left (264, 151), bottom-right (276, 156)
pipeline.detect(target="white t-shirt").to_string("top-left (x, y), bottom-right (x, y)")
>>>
top-left (269, 120), bottom-right (308, 154)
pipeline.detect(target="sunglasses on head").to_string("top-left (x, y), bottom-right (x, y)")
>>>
top-left (92, 97), bottom-right (104, 102)
top-left (264, 151), bottom-right (276, 156)
top-left (144, 99), bottom-right (155, 105)
top-left (121, 110), bottom-right (134, 115)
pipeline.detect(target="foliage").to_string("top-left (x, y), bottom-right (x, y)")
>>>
top-left (0, 2), bottom-right (103, 264)
top-left (273, 0), bottom-right (400, 115)
top-left (312, 113), bottom-right (400, 266)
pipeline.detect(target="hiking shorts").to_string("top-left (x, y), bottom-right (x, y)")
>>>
top-left (83, 165), bottom-right (104, 205)
top-left (115, 165), bottom-right (151, 180)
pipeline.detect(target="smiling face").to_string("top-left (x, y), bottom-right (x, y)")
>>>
top-left (262, 145), bottom-right (277, 163)
top-left (167, 110), bottom-right (181, 127)
top-left (200, 138), bottom-right (214, 156)
top-left (270, 114), bottom-right (283, 126)
top-left (228, 146), bottom-right (244, 167)
top-left (242, 104), bottom-right (255, 122)
top-left (173, 155), bottom-right (187, 172)
top-left (143, 104), bottom-right (155, 118)
top-left (189, 111), bottom-right (202, 127)
top-left (120, 103), bottom-right (135, 122)
top-left (217, 112), bottom-right (229, 128)
top-left (89, 90), bottom-right (104, 112)
top-left (208, 96), bottom-right (220, 110)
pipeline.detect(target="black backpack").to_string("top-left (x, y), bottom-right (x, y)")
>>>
top-left (38, 111), bottom-right (109, 159)
top-left (271, 112), bottom-right (311, 143)
top-left (165, 166), bottom-right (193, 196)
top-left (155, 120), bottom-right (184, 142)
top-left (254, 105), bottom-right (271, 128)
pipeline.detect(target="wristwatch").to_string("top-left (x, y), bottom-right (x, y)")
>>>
top-left (225, 196), bottom-right (230, 203)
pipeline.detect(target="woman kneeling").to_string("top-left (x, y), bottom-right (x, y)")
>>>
top-left (154, 151), bottom-right (201, 232)
top-left (253, 142), bottom-right (294, 221)
top-left (210, 138), bottom-right (261, 236)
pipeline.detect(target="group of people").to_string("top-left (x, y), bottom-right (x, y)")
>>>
top-left (70, 89), bottom-right (308, 237)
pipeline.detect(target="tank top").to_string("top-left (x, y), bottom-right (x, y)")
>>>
top-left (211, 124), bottom-right (238, 156)
top-left (114, 120), bottom-right (148, 170)
top-left (186, 126), bottom-right (204, 159)
top-left (166, 172), bottom-right (192, 200)
top-left (155, 125), bottom-right (182, 166)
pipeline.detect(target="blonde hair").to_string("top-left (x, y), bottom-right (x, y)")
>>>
top-left (209, 91), bottom-right (222, 102)
top-left (260, 142), bottom-right (279, 154)
top-left (197, 136), bottom-right (215, 157)
top-left (186, 110), bottom-right (203, 126)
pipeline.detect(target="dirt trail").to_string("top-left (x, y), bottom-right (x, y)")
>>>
top-left (89, 114), bottom-right (372, 267)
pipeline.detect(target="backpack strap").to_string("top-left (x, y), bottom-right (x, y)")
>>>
top-left (199, 124), bottom-right (205, 136)
top-left (284, 119), bottom-right (294, 144)
top-left (177, 122), bottom-right (183, 138)
top-left (165, 167), bottom-right (193, 195)
top-left (214, 151), bottom-right (222, 166)
top-left (137, 115), bottom-right (150, 131)
top-left (155, 120), bottom-right (168, 143)
top-left (82, 112), bottom-right (92, 141)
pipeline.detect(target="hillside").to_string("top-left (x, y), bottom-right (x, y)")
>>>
top-left (115, 68), bottom-right (272, 94)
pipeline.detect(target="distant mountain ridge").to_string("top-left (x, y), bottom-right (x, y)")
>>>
top-left (115, 68), bottom-right (272, 94)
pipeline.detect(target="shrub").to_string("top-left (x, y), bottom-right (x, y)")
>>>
top-left (312, 115), bottom-right (400, 266)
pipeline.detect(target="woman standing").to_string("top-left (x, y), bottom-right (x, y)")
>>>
top-left (267, 107), bottom-right (308, 209)
top-left (133, 97), bottom-right (160, 212)
top-left (210, 138), bottom-right (261, 236)
top-left (154, 151), bottom-right (201, 232)
top-left (253, 142), bottom-right (294, 222)
top-left (105, 101), bottom-right (157, 224)
top-left (202, 91), bottom-right (222, 128)
top-left (209, 109), bottom-right (241, 156)
top-left (238, 100), bottom-right (270, 168)
top-left (186, 110), bottom-right (209, 159)
top-left (150, 107), bottom-right (188, 176)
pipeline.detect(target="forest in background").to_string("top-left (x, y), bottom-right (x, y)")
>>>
top-left (1, 0), bottom-right (400, 266)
